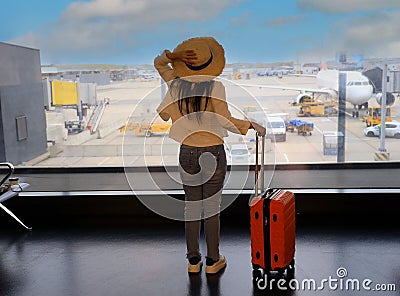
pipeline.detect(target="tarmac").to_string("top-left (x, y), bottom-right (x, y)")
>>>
top-left (29, 75), bottom-right (400, 167)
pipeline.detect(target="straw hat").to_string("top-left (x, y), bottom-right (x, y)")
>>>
top-left (172, 37), bottom-right (225, 81)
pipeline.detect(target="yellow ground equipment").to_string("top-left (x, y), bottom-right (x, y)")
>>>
top-left (134, 121), bottom-right (171, 137)
top-left (119, 122), bottom-right (139, 133)
top-left (364, 106), bottom-right (392, 127)
top-left (120, 117), bottom-right (171, 137)
top-left (243, 105), bottom-right (258, 117)
top-left (234, 72), bottom-right (242, 80)
top-left (297, 100), bottom-right (337, 117)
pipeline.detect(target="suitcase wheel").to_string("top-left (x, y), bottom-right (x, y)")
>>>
top-left (253, 259), bottom-right (295, 290)
top-left (252, 268), bottom-right (268, 289)
top-left (287, 258), bottom-right (295, 279)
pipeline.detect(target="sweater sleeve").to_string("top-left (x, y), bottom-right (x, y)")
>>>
top-left (154, 50), bottom-right (176, 83)
top-left (211, 82), bottom-right (251, 135)
top-left (156, 92), bottom-right (172, 121)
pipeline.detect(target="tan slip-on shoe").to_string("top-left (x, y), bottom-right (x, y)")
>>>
top-left (188, 260), bottom-right (203, 274)
top-left (205, 255), bottom-right (227, 274)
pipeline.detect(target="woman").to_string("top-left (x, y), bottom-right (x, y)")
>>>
top-left (155, 37), bottom-right (265, 274)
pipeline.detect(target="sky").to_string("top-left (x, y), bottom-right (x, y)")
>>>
top-left (1, 0), bottom-right (400, 65)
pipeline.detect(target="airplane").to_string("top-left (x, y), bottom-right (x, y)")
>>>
top-left (239, 69), bottom-right (380, 118)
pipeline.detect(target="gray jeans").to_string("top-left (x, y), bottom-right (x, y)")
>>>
top-left (179, 144), bottom-right (227, 261)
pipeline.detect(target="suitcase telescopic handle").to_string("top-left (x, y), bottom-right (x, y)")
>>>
top-left (255, 133), bottom-right (265, 197)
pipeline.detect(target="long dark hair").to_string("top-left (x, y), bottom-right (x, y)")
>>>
top-left (169, 78), bottom-right (214, 121)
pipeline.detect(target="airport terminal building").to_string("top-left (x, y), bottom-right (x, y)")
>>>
top-left (0, 42), bottom-right (398, 296)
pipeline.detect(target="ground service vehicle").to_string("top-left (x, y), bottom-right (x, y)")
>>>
top-left (364, 106), bottom-right (392, 127)
top-left (134, 121), bottom-right (171, 137)
top-left (120, 117), bottom-right (171, 137)
top-left (266, 116), bottom-right (286, 142)
top-left (246, 111), bottom-right (287, 142)
top-left (297, 100), bottom-right (337, 117)
top-left (229, 144), bottom-right (252, 164)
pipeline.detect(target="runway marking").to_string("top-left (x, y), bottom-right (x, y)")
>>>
top-left (98, 157), bottom-right (111, 166)
top-left (313, 125), bottom-right (323, 135)
top-left (273, 77), bottom-right (290, 86)
top-left (345, 111), bottom-right (353, 117)
top-left (284, 153), bottom-right (289, 162)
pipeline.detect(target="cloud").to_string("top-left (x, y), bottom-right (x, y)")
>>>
top-left (230, 11), bottom-right (250, 26)
top-left (60, 0), bottom-right (147, 21)
top-left (298, 10), bottom-right (400, 61)
top-left (266, 15), bottom-right (305, 27)
top-left (339, 11), bottom-right (400, 57)
top-left (298, 0), bottom-right (400, 14)
top-left (60, 0), bottom-right (242, 23)
top-left (11, 0), bottom-right (245, 63)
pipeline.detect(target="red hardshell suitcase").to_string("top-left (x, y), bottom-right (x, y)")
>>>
top-left (249, 134), bottom-right (295, 287)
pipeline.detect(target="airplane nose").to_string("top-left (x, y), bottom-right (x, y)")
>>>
top-left (347, 85), bottom-right (373, 105)
top-left (358, 85), bottom-right (373, 99)
top-left (365, 85), bottom-right (373, 98)
top-left (363, 88), bottom-right (373, 102)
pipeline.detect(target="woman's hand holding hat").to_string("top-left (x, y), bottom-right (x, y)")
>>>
top-left (165, 49), bottom-right (197, 65)
top-left (250, 121), bottom-right (266, 136)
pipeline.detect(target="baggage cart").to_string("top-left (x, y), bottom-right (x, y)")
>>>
top-left (297, 122), bottom-right (313, 136)
top-left (288, 119), bottom-right (313, 136)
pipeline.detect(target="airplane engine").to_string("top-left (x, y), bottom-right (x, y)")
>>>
top-left (294, 94), bottom-right (313, 105)
top-left (375, 92), bottom-right (395, 106)
top-left (320, 88), bottom-right (338, 100)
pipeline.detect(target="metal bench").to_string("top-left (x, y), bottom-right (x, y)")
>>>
top-left (0, 162), bottom-right (31, 230)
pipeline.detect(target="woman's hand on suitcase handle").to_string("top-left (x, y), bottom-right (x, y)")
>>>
top-left (251, 121), bottom-right (266, 136)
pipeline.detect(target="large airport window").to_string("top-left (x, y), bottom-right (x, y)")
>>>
top-left (1, 2), bottom-right (400, 193)
top-left (38, 76), bottom-right (396, 167)
top-left (1, 42), bottom-right (399, 171)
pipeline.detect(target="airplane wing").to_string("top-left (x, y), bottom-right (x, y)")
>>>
top-left (288, 74), bottom-right (317, 78)
top-left (237, 83), bottom-right (333, 95)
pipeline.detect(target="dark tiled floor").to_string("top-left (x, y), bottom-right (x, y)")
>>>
top-left (0, 215), bottom-right (399, 296)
